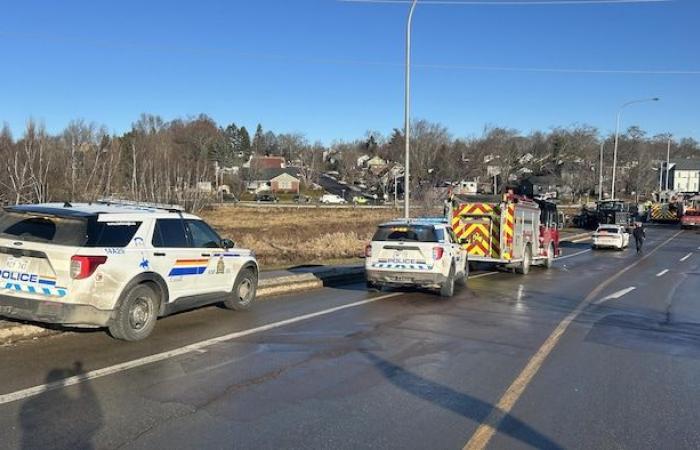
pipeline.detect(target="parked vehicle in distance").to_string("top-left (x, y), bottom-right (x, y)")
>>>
top-left (0, 201), bottom-right (259, 341)
top-left (681, 209), bottom-right (700, 229)
top-left (255, 193), bottom-right (278, 203)
top-left (353, 196), bottom-right (368, 205)
top-left (293, 194), bottom-right (312, 203)
top-left (592, 224), bottom-right (630, 250)
top-left (365, 218), bottom-right (468, 297)
top-left (320, 194), bottom-right (347, 204)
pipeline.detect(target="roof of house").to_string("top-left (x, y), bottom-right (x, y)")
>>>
top-left (250, 156), bottom-right (285, 170)
top-left (270, 172), bottom-right (300, 182)
top-left (671, 159), bottom-right (700, 171)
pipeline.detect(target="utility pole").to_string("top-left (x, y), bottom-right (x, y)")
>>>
top-left (598, 141), bottom-right (604, 201)
top-left (394, 172), bottom-right (398, 208)
top-left (403, 0), bottom-right (418, 219)
top-left (665, 137), bottom-right (671, 190)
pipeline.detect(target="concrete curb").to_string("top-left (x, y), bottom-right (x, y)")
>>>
top-left (0, 265), bottom-right (366, 345)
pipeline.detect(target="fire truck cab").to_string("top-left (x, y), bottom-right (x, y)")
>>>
top-left (448, 191), bottom-right (559, 274)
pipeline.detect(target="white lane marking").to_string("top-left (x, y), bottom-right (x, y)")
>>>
top-left (572, 236), bottom-right (591, 243)
top-left (557, 249), bottom-right (591, 261)
top-left (463, 229), bottom-right (683, 450)
top-left (595, 286), bottom-right (636, 304)
top-left (680, 253), bottom-right (692, 262)
top-left (656, 269), bottom-right (669, 277)
top-left (0, 292), bottom-right (402, 406)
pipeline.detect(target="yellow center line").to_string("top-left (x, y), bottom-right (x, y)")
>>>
top-left (463, 229), bottom-right (683, 450)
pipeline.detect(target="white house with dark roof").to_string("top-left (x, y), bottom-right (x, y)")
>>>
top-left (668, 159), bottom-right (700, 192)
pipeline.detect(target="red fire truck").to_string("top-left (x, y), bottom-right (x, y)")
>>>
top-left (447, 191), bottom-right (560, 274)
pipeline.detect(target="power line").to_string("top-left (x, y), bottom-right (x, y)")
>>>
top-left (339, 0), bottom-right (670, 5)
top-left (1, 31), bottom-right (696, 75)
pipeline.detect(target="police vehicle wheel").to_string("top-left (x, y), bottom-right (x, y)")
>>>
top-left (456, 261), bottom-right (468, 286)
top-left (545, 244), bottom-right (554, 269)
top-left (440, 266), bottom-right (455, 297)
top-left (108, 283), bottom-right (159, 341)
top-left (224, 268), bottom-right (258, 311)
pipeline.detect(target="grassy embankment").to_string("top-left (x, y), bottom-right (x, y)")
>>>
top-left (201, 205), bottom-right (402, 268)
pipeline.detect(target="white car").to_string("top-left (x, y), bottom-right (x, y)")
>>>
top-left (365, 218), bottom-right (468, 297)
top-left (0, 201), bottom-right (258, 341)
top-left (320, 194), bottom-right (347, 204)
top-left (592, 224), bottom-right (630, 250)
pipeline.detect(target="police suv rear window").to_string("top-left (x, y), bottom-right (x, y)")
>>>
top-left (372, 225), bottom-right (438, 243)
top-left (0, 211), bottom-right (141, 247)
top-left (0, 211), bottom-right (88, 246)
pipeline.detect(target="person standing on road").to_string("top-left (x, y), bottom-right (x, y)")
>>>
top-left (632, 222), bottom-right (646, 254)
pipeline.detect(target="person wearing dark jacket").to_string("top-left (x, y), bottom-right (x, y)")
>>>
top-left (632, 223), bottom-right (646, 254)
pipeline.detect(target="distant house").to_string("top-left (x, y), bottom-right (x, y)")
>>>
top-left (244, 156), bottom-right (286, 170)
top-left (519, 175), bottom-right (560, 198)
top-left (270, 172), bottom-right (300, 194)
top-left (246, 168), bottom-right (301, 194)
top-left (518, 153), bottom-right (534, 165)
top-left (668, 159), bottom-right (700, 192)
top-left (365, 156), bottom-right (387, 175)
top-left (356, 154), bottom-right (371, 168)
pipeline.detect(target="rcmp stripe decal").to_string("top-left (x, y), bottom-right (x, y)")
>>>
top-left (371, 263), bottom-right (434, 270)
top-left (4, 282), bottom-right (67, 297)
top-left (168, 258), bottom-right (209, 277)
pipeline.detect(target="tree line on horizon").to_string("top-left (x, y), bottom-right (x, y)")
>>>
top-left (1, 113), bottom-right (698, 210)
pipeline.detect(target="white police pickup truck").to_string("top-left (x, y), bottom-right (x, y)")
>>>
top-left (0, 201), bottom-right (258, 341)
top-left (365, 218), bottom-right (468, 297)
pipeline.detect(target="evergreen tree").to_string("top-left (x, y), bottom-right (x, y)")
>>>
top-left (252, 123), bottom-right (264, 154)
top-left (239, 126), bottom-right (251, 155)
top-left (223, 123), bottom-right (240, 150)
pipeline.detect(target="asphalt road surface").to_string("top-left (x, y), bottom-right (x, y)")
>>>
top-left (0, 225), bottom-right (698, 450)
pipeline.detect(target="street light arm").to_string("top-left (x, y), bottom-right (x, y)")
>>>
top-left (620, 97), bottom-right (660, 110)
top-left (610, 96), bottom-right (660, 199)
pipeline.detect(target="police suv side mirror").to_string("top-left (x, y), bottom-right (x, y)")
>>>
top-left (221, 238), bottom-right (235, 249)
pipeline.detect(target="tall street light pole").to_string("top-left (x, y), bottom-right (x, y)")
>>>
top-left (665, 137), bottom-right (671, 190)
top-left (598, 141), bottom-right (604, 201)
top-left (610, 97), bottom-right (659, 199)
top-left (404, 0), bottom-right (418, 219)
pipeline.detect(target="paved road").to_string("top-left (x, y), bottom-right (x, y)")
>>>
top-left (0, 226), bottom-right (698, 450)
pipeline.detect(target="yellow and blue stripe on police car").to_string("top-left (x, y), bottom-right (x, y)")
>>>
top-left (371, 262), bottom-right (434, 270)
top-left (1, 272), bottom-right (67, 297)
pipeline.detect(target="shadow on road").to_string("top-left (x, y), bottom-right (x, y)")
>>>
top-left (19, 361), bottom-right (103, 450)
top-left (360, 350), bottom-right (563, 450)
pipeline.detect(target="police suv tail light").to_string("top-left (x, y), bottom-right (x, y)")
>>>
top-left (433, 247), bottom-right (444, 260)
top-left (365, 244), bottom-right (372, 258)
top-left (70, 255), bottom-right (108, 279)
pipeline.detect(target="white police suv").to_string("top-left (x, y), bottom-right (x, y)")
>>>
top-left (365, 218), bottom-right (468, 297)
top-left (0, 201), bottom-right (258, 341)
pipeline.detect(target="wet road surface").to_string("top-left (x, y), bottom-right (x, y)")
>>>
top-left (0, 225), bottom-right (698, 450)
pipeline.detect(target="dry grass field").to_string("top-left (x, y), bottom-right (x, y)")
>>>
top-left (200, 206), bottom-right (405, 268)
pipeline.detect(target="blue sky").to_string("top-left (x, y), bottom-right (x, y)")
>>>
top-left (1, 0), bottom-right (698, 143)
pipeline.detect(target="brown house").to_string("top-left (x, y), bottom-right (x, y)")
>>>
top-left (270, 172), bottom-right (300, 194)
